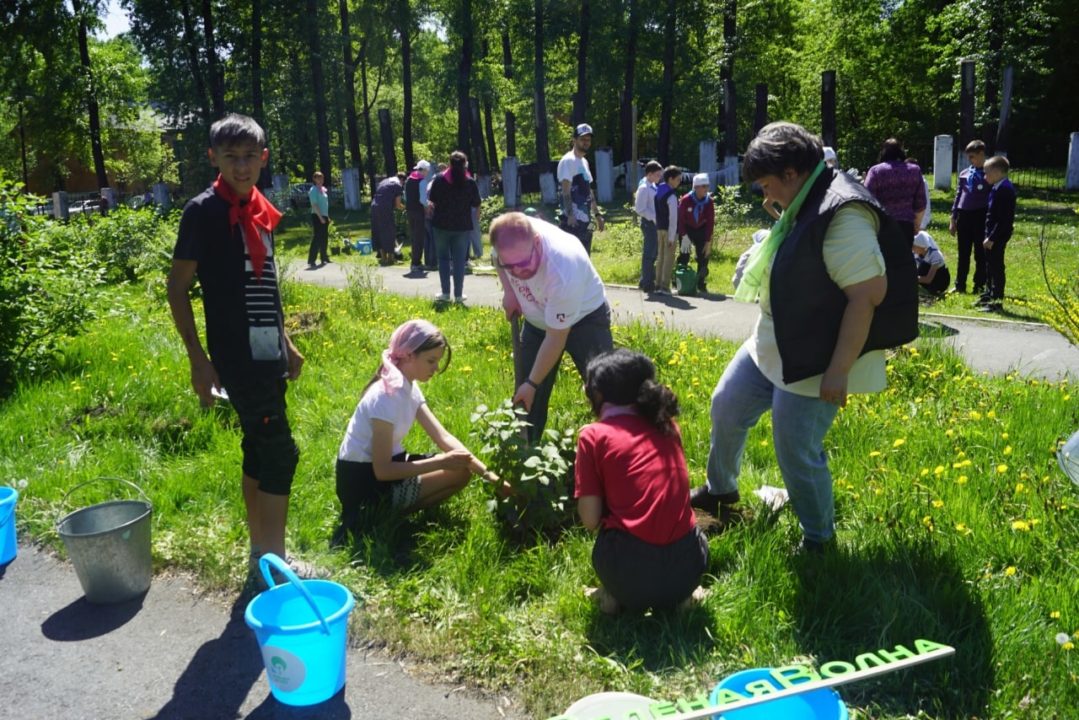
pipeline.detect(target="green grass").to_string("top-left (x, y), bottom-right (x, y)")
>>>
top-left (3, 275), bottom-right (1077, 718)
top-left (279, 180), bottom-right (1078, 328)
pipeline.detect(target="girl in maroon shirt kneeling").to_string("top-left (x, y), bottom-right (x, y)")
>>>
top-left (575, 349), bottom-right (710, 614)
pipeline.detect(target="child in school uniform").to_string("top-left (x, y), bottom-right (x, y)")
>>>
top-left (977, 156), bottom-right (1016, 313)
top-left (634, 161), bottom-right (664, 293)
top-left (334, 320), bottom-right (499, 538)
top-left (653, 166), bottom-right (683, 295)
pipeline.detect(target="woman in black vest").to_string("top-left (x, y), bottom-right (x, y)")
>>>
top-left (689, 122), bottom-right (911, 554)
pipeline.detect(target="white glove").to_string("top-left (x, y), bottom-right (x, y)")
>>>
top-left (679, 235), bottom-right (692, 254)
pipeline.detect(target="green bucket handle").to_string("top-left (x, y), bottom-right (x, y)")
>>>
top-left (57, 477), bottom-right (151, 525)
top-left (259, 553), bottom-right (332, 635)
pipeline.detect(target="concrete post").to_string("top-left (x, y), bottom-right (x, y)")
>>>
top-left (100, 187), bottom-right (116, 214)
top-left (719, 156), bottom-right (739, 187)
top-left (699, 140), bottom-right (717, 180)
top-left (152, 182), bottom-right (170, 211)
top-left (476, 174), bottom-right (491, 199)
top-left (933, 135), bottom-right (954, 190)
top-left (595, 147), bottom-right (614, 203)
top-left (1067, 133), bottom-right (1079, 191)
top-left (539, 171), bottom-right (557, 205)
top-left (342, 167), bottom-right (361, 210)
top-left (51, 191), bottom-right (69, 221)
top-left (502, 156), bottom-right (519, 207)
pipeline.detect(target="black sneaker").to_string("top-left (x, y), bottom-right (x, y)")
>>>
top-left (689, 485), bottom-right (740, 517)
top-left (797, 537), bottom-right (837, 556)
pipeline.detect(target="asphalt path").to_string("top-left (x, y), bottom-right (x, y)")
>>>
top-left (289, 259), bottom-right (1079, 382)
top-left (0, 544), bottom-right (518, 720)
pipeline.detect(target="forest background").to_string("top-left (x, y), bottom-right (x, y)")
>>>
top-left (2, 0), bottom-right (1078, 199)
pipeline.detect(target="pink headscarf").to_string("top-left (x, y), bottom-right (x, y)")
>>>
top-left (379, 319), bottom-right (442, 393)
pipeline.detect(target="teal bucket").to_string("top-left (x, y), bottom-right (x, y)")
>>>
top-left (354, 239), bottom-right (373, 255)
top-left (0, 486), bottom-right (17, 567)
top-left (245, 554), bottom-right (356, 706)
top-left (710, 667), bottom-right (848, 720)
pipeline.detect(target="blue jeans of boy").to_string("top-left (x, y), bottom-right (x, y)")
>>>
top-left (705, 345), bottom-right (840, 543)
top-left (434, 227), bottom-right (470, 299)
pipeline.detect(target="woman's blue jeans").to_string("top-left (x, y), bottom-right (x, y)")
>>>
top-left (433, 227), bottom-right (470, 298)
top-left (706, 344), bottom-right (840, 543)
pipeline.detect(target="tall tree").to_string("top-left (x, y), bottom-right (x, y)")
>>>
top-left (306, 0), bottom-right (331, 183)
top-left (178, 0), bottom-right (211, 128)
top-left (397, 0), bottom-right (415, 172)
top-left (200, 0), bottom-right (225, 118)
top-left (338, 0), bottom-right (364, 179)
top-left (619, 0), bottom-right (639, 163)
top-left (359, 38), bottom-right (378, 195)
top-left (456, 0), bottom-right (474, 154)
top-left (532, 0), bottom-right (550, 169)
top-left (657, 0), bottom-right (676, 164)
top-left (71, 0), bottom-right (109, 188)
top-left (572, 0), bottom-right (590, 125)
top-left (721, 0), bottom-right (737, 155)
top-left (501, 26), bottom-right (516, 157)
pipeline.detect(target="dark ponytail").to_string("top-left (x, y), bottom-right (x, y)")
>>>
top-left (584, 349), bottom-right (680, 434)
top-left (449, 150), bottom-right (468, 183)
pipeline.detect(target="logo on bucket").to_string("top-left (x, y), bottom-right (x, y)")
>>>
top-left (261, 646), bottom-right (306, 692)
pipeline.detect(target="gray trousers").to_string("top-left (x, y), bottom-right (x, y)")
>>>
top-left (519, 303), bottom-right (612, 441)
top-left (592, 525), bottom-right (709, 612)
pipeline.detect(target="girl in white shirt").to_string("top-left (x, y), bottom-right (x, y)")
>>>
top-left (335, 320), bottom-right (498, 536)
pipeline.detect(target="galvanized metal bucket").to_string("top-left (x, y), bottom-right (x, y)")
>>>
top-left (57, 478), bottom-right (152, 604)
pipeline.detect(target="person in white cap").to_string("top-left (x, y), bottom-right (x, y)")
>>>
top-left (677, 173), bottom-right (716, 293)
top-left (557, 122), bottom-right (605, 254)
top-left (913, 230), bottom-right (951, 296)
top-left (404, 160), bottom-right (432, 274)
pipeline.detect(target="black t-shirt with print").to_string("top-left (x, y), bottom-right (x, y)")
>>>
top-left (173, 187), bottom-right (288, 386)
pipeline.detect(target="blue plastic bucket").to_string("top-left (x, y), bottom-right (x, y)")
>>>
top-left (710, 667), bottom-right (848, 720)
top-left (354, 239), bottom-right (373, 255)
top-left (0, 486), bottom-right (17, 567)
top-left (245, 554), bottom-right (355, 706)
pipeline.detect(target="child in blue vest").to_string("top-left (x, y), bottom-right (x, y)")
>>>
top-left (653, 166), bottom-right (682, 295)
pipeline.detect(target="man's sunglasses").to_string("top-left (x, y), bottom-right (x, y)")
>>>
top-left (494, 242), bottom-right (537, 271)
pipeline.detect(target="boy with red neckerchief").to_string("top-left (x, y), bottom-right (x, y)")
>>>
top-left (167, 114), bottom-right (317, 587)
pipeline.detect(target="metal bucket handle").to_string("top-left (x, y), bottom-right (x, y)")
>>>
top-left (57, 477), bottom-right (151, 525)
top-left (259, 553), bottom-right (331, 635)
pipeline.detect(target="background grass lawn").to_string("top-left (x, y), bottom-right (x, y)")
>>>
top-left (281, 178), bottom-right (1077, 329)
top-left (3, 272), bottom-right (1077, 718)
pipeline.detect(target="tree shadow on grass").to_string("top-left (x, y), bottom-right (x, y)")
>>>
top-left (339, 503), bottom-right (468, 580)
top-left (583, 597), bottom-right (715, 674)
top-left (787, 539), bottom-right (991, 718)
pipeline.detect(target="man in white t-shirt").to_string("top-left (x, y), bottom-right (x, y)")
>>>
top-left (556, 123), bottom-right (606, 255)
top-left (490, 212), bottom-right (613, 440)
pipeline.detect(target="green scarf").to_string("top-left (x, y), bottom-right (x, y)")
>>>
top-left (734, 161), bottom-right (827, 303)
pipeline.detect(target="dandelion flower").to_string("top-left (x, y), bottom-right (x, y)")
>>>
top-left (1004, 445), bottom-right (1013, 456)
top-left (893, 438), bottom-right (906, 448)
top-left (957, 475), bottom-right (969, 485)
top-left (1001, 432), bottom-right (1009, 440)
top-left (1004, 566), bottom-right (1017, 577)
top-left (932, 499), bottom-right (944, 508)
top-left (1057, 632), bottom-right (1072, 646)
top-left (997, 464), bottom-right (1009, 474)
top-left (987, 410), bottom-right (997, 419)
top-left (934, 465), bottom-right (945, 475)
top-left (1051, 611), bottom-right (1061, 619)
top-left (1011, 520), bottom-right (1030, 532)
top-left (969, 410), bottom-right (982, 421)
top-left (869, 450), bottom-right (881, 458)
top-left (1015, 482), bottom-right (1025, 493)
